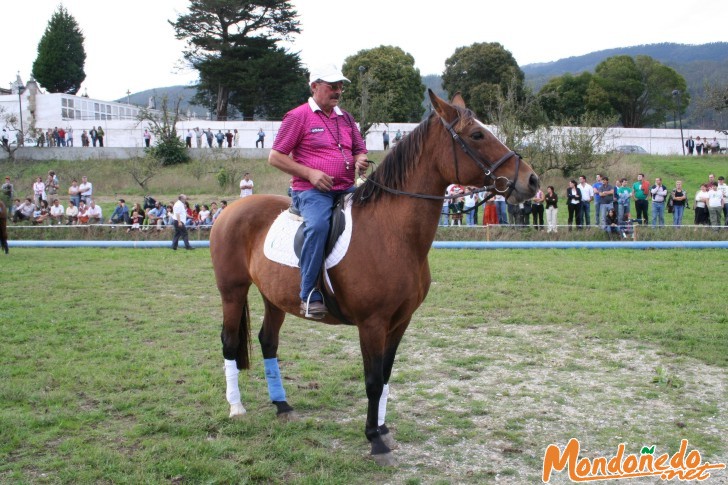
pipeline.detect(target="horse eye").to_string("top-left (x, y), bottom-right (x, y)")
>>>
top-left (470, 131), bottom-right (484, 141)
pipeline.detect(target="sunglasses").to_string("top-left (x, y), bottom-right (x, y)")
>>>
top-left (316, 81), bottom-right (345, 92)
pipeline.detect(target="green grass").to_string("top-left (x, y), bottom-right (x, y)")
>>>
top-left (1, 248), bottom-right (726, 483)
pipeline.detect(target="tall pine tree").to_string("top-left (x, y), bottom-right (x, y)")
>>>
top-left (32, 5), bottom-right (86, 94)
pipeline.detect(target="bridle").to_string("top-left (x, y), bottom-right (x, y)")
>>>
top-left (359, 110), bottom-right (522, 204)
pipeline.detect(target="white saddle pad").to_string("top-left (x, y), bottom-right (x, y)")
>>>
top-left (263, 197), bottom-right (353, 269)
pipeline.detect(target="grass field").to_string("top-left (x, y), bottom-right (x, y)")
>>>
top-left (1, 248), bottom-right (726, 483)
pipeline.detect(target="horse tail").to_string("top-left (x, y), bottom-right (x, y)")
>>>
top-left (0, 200), bottom-right (8, 254)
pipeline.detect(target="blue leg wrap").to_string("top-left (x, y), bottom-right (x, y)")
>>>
top-left (264, 358), bottom-right (286, 402)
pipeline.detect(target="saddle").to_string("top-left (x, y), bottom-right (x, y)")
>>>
top-left (290, 195), bottom-right (353, 325)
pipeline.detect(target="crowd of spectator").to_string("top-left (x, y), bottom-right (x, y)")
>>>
top-left (442, 171), bottom-right (728, 235)
top-left (2, 170), bottom-right (229, 231)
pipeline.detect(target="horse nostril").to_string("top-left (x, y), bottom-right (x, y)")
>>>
top-left (529, 173), bottom-right (539, 191)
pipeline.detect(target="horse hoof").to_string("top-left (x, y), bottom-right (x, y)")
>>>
top-left (277, 410), bottom-right (299, 422)
top-left (229, 403), bottom-right (247, 419)
top-left (380, 432), bottom-right (399, 450)
top-left (371, 452), bottom-right (396, 467)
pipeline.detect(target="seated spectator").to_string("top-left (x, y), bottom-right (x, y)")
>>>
top-left (127, 210), bottom-right (142, 233)
top-left (49, 198), bottom-right (65, 224)
top-left (185, 201), bottom-right (199, 228)
top-left (604, 208), bottom-right (619, 236)
top-left (163, 204), bottom-right (175, 226)
top-left (147, 201), bottom-right (167, 230)
top-left (33, 200), bottom-right (50, 224)
top-left (85, 199), bottom-right (102, 224)
top-left (10, 198), bottom-right (21, 216)
top-left (13, 198), bottom-right (35, 222)
top-left (199, 204), bottom-right (212, 227)
top-left (131, 202), bottom-right (146, 225)
top-left (212, 200), bottom-right (227, 223)
top-left (109, 199), bottom-right (130, 225)
top-left (65, 200), bottom-right (79, 224)
top-left (77, 201), bottom-right (89, 224)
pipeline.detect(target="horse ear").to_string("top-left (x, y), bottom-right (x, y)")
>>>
top-left (428, 89), bottom-right (458, 120)
top-left (450, 92), bottom-right (466, 108)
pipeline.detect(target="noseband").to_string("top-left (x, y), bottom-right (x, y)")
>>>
top-left (441, 115), bottom-right (521, 200)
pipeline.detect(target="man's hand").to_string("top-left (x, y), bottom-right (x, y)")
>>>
top-left (308, 169), bottom-right (334, 192)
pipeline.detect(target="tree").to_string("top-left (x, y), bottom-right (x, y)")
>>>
top-left (171, 0), bottom-right (301, 120)
top-left (538, 72), bottom-right (614, 123)
top-left (339, 46), bottom-right (425, 136)
top-left (137, 96), bottom-right (189, 166)
top-left (594, 55), bottom-right (689, 127)
top-left (31, 5), bottom-right (86, 94)
top-left (123, 156), bottom-right (164, 190)
top-left (442, 42), bottom-right (524, 121)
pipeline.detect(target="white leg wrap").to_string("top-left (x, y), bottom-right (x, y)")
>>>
top-left (224, 359), bottom-right (245, 416)
top-left (378, 384), bottom-right (389, 426)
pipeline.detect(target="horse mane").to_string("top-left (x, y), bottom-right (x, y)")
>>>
top-left (353, 106), bottom-right (474, 206)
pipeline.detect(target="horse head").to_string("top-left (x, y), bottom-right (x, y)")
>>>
top-left (428, 89), bottom-right (539, 203)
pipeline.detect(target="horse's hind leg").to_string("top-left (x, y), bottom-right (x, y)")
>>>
top-left (220, 283), bottom-right (252, 418)
top-left (258, 297), bottom-right (296, 421)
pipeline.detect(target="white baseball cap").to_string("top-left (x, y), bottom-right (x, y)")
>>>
top-left (309, 64), bottom-right (350, 85)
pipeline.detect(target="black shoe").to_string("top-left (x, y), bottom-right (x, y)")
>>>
top-left (171, 247), bottom-right (177, 250)
top-left (300, 300), bottom-right (327, 319)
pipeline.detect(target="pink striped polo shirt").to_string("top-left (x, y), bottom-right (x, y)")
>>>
top-left (273, 98), bottom-right (368, 191)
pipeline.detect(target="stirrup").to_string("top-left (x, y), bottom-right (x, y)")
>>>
top-left (301, 289), bottom-right (325, 318)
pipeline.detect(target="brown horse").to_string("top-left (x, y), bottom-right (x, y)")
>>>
top-left (209, 90), bottom-right (538, 465)
top-left (0, 200), bottom-right (8, 254)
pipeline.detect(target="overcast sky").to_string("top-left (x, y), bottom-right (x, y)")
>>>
top-left (1, 0), bottom-right (725, 101)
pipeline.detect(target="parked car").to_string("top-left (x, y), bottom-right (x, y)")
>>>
top-left (612, 145), bottom-right (648, 154)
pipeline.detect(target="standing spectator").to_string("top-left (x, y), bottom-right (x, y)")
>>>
top-left (694, 184), bottom-right (709, 225)
top-left (463, 189), bottom-right (479, 226)
top-left (482, 192), bottom-right (498, 226)
top-left (215, 130), bottom-right (225, 147)
top-left (79, 176), bottom-right (93, 204)
top-left (382, 130), bottom-right (390, 150)
top-left (45, 170), bottom-right (59, 198)
top-left (577, 175), bottom-right (593, 226)
top-left (685, 136), bottom-right (695, 155)
top-left (65, 199), bottom-right (79, 224)
top-left (531, 187), bottom-right (544, 230)
top-left (96, 126), bottom-right (105, 147)
top-left (225, 130), bottom-right (233, 147)
top-left (650, 177), bottom-right (668, 227)
top-left (37, 131), bottom-right (46, 147)
top-left (66, 127), bottom-right (74, 147)
top-left (707, 182), bottom-right (724, 227)
top-left (68, 179), bottom-right (81, 208)
top-left (171, 194), bottom-right (194, 250)
top-left (81, 130), bottom-right (90, 147)
top-left (233, 129), bottom-right (240, 147)
top-left (239, 173), bottom-right (254, 198)
top-left (448, 185), bottom-right (464, 226)
top-left (58, 127), bottom-right (66, 147)
top-left (84, 199), bottom-right (104, 224)
top-left (566, 179), bottom-right (583, 231)
top-left (185, 129), bottom-right (193, 148)
top-left (709, 137), bottom-right (720, 154)
top-left (717, 176), bottom-right (728, 225)
top-left (1, 176), bottom-right (13, 207)
top-left (109, 199), bottom-right (130, 225)
top-left (545, 186), bottom-right (558, 233)
top-left (671, 180), bottom-right (687, 226)
top-left (494, 193), bottom-right (508, 225)
top-left (33, 176), bottom-right (46, 206)
top-left (143, 129), bottom-right (152, 147)
top-left (46, 128), bottom-right (55, 147)
top-left (616, 178), bottom-right (633, 227)
top-left (49, 199), bottom-right (64, 224)
top-left (205, 128), bottom-right (214, 147)
top-left (439, 195), bottom-right (449, 226)
top-left (596, 176), bottom-right (614, 229)
top-left (632, 173), bottom-right (649, 225)
top-left (696, 136), bottom-right (704, 155)
top-left (1, 128), bottom-right (9, 148)
top-left (394, 129), bottom-right (402, 145)
top-left (256, 128), bottom-right (266, 148)
top-left (592, 174), bottom-right (602, 226)
top-left (195, 127), bottom-right (203, 147)
top-left (89, 127), bottom-right (98, 147)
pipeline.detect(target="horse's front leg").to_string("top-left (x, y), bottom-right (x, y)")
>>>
top-left (377, 319), bottom-right (409, 452)
top-left (359, 324), bottom-right (395, 466)
top-left (259, 298), bottom-right (296, 421)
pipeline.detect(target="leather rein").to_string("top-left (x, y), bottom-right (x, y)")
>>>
top-left (359, 112), bottom-right (522, 204)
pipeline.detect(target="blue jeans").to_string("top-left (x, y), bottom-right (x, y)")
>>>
top-left (652, 202), bottom-right (665, 227)
top-left (593, 201), bottom-right (601, 227)
top-left (617, 203), bottom-right (629, 227)
top-left (672, 205), bottom-right (685, 226)
top-left (599, 204), bottom-right (611, 229)
top-left (495, 201), bottom-right (508, 224)
top-left (581, 201), bottom-right (591, 225)
top-left (466, 209), bottom-right (476, 225)
top-left (439, 209), bottom-right (449, 226)
top-left (292, 188), bottom-right (353, 302)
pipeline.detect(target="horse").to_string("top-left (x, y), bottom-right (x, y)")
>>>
top-left (209, 89), bottom-right (539, 466)
top-left (0, 200), bottom-right (8, 254)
